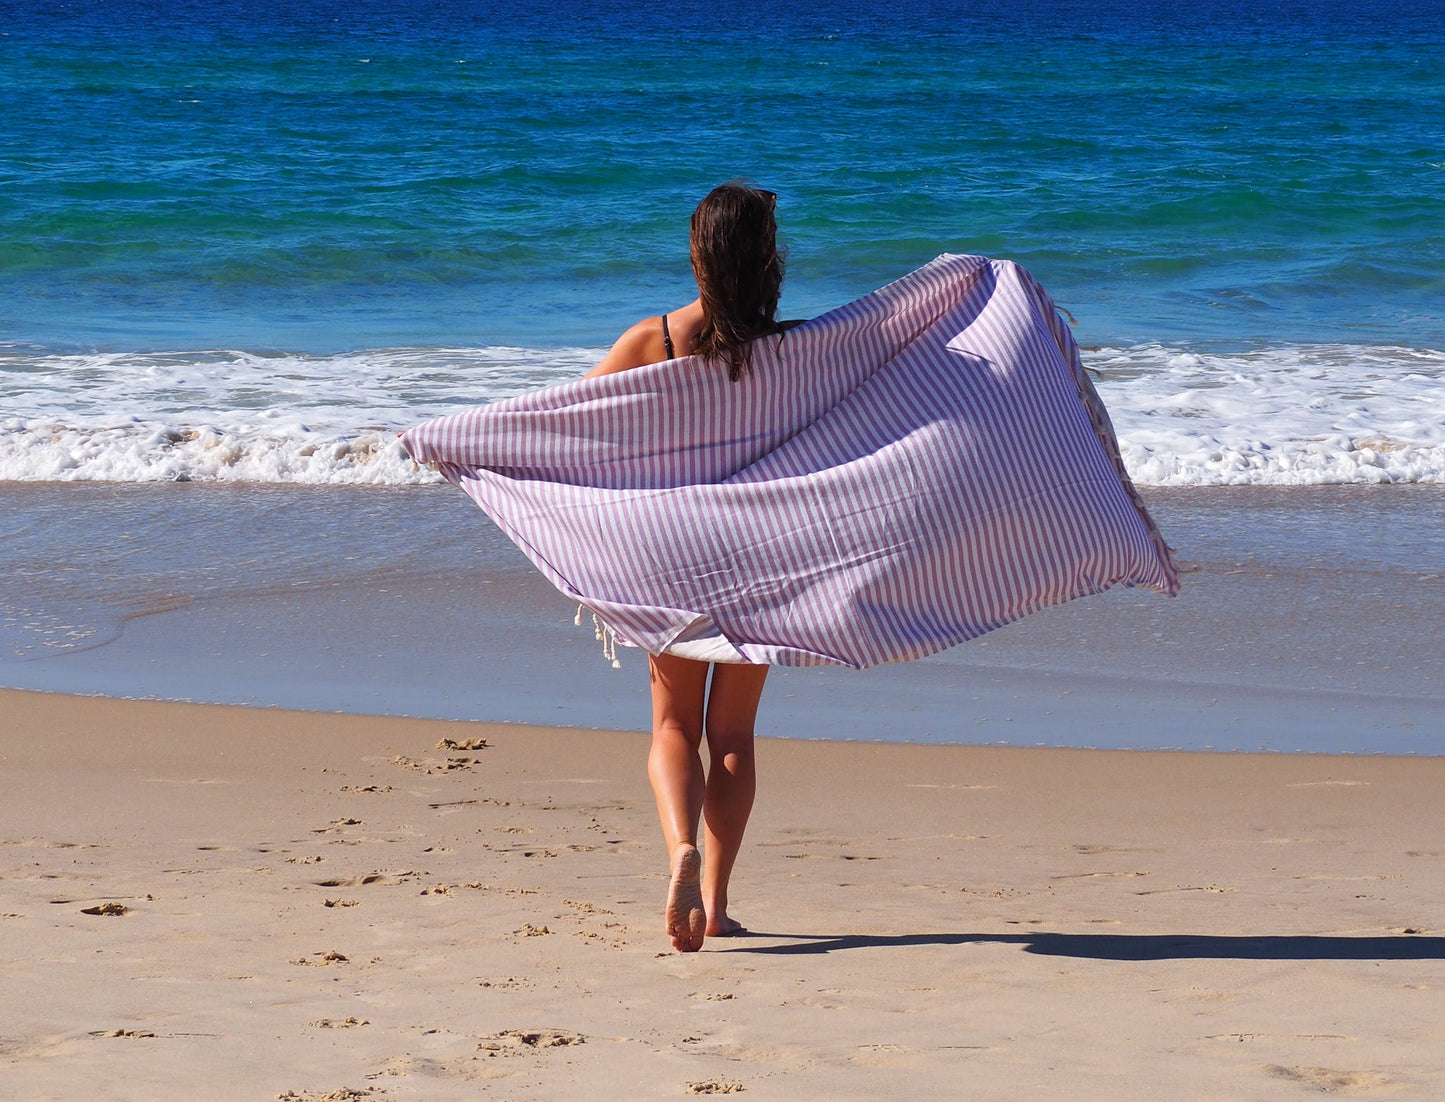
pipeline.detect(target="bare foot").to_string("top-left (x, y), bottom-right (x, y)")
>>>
top-left (706, 914), bottom-right (746, 937)
top-left (665, 845), bottom-right (706, 953)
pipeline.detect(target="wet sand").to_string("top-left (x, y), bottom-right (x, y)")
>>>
top-left (2, 688), bottom-right (1443, 1100)
top-left (3, 483), bottom-right (1444, 753)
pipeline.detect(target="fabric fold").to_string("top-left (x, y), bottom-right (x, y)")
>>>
top-left (403, 254), bottom-right (1179, 668)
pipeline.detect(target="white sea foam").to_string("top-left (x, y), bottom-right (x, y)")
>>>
top-left (1094, 343), bottom-right (1445, 486)
top-left (2, 340), bottom-right (1443, 486)
top-left (0, 344), bottom-right (592, 485)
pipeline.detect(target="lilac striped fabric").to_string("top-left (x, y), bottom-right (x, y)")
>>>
top-left (402, 255), bottom-right (1180, 668)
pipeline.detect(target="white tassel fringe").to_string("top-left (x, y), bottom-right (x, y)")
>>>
top-left (575, 604), bottom-right (622, 669)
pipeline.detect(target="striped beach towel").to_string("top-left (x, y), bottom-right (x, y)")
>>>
top-left (402, 254), bottom-right (1179, 668)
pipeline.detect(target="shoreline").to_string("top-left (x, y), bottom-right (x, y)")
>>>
top-left (6, 677), bottom-right (1438, 759)
top-left (3, 687), bottom-right (1442, 1099)
top-left (3, 482), bottom-right (1443, 755)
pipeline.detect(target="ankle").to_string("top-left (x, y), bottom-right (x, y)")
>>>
top-left (671, 842), bottom-right (701, 868)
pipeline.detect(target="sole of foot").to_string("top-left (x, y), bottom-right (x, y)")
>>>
top-left (666, 845), bottom-right (706, 953)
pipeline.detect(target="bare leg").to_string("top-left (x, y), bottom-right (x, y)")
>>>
top-left (701, 662), bottom-right (767, 935)
top-left (646, 654), bottom-right (768, 950)
top-left (647, 653), bottom-right (709, 952)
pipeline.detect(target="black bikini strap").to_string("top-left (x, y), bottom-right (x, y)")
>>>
top-left (661, 313), bottom-right (675, 359)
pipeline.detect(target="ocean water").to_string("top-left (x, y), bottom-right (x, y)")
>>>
top-left (2, 0), bottom-right (1444, 488)
top-left (4, 482), bottom-right (1443, 753)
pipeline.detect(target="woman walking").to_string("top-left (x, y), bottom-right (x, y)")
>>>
top-left (585, 182), bottom-right (785, 952)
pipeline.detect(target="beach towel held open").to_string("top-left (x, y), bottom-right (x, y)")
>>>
top-left (402, 255), bottom-right (1180, 668)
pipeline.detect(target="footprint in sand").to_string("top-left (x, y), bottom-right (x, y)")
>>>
top-left (430, 798), bottom-right (480, 812)
top-left (476, 1029), bottom-right (583, 1055)
top-left (371, 1054), bottom-right (513, 1083)
top-left (312, 818), bottom-right (364, 834)
top-left (478, 976), bottom-right (530, 990)
top-left (436, 737), bottom-right (488, 751)
top-left (1265, 1065), bottom-right (1392, 1091)
top-left (562, 899), bottom-right (614, 915)
top-left (313, 871), bottom-right (419, 888)
top-left (81, 902), bottom-right (130, 916)
top-left (291, 950), bottom-right (350, 966)
top-left (390, 754), bottom-right (478, 774)
top-left (315, 874), bottom-right (384, 887)
top-left (687, 1081), bottom-right (744, 1095)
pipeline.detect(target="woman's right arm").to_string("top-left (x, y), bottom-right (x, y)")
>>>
top-left (584, 317), bottom-right (668, 379)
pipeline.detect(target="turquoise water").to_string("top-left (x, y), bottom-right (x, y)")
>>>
top-left (3, 0), bottom-right (1443, 352)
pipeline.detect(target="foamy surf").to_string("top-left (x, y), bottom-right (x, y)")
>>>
top-left (0, 421), bottom-right (433, 485)
top-left (2, 341), bottom-right (1442, 486)
top-left (0, 343), bottom-right (591, 485)
top-left (1095, 342), bottom-right (1445, 485)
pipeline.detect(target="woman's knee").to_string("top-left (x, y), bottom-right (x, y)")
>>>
top-left (703, 725), bottom-right (755, 772)
top-left (652, 717), bottom-right (704, 754)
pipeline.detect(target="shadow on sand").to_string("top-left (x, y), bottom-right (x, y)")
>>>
top-left (718, 932), bottom-right (1445, 961)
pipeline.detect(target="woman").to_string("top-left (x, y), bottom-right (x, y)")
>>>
top-left (584, 182), bottom-right (785, 953)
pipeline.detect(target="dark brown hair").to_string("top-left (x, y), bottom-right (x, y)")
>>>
top-left (690, 182), bottom-right (785, 382)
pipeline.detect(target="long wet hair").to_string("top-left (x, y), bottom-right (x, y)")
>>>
top-left (690, 182), bottom-right (785, 382)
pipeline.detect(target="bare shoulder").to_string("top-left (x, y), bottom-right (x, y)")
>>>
top-left (584, 316), bottom-right (668, 378)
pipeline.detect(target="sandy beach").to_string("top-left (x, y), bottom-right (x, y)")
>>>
top-left (3, 686), bottom-right (1441, 1100)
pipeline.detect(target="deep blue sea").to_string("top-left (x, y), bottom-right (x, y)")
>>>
top-left (2, 0), bottom-right (1443, 484)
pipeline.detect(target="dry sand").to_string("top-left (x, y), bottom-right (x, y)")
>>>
top-left (2, 687), bottom-right (1442, 1100)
